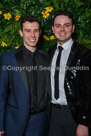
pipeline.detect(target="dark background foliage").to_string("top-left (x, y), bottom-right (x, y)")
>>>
top-left (0, 0), bottom-right (91, 55)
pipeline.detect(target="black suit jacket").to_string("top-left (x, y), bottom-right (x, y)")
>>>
top-left (48, 41), bottom-right (91, 127)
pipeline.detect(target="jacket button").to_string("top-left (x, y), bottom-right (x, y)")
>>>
top-left (83, 116), bottom-right (86, 119)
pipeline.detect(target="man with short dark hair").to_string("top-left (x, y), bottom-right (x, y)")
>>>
top-left (0, 16), bottom-right (50, 136)
top-left (48, 10), bottom-right (91, 136)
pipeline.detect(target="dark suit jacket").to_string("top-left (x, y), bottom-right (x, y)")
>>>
top-left (48, 41), bottom-right (91, 127)
top-left (0, 46), bottom-right (50, 135)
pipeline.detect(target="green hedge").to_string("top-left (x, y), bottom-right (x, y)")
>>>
top-left (0, 0), bottom-right (91, 54)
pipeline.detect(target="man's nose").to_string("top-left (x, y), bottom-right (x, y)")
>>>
top-left (60, 26), bottom-right (65, 31)
top-left (31, 31), bottom-right (35, 37)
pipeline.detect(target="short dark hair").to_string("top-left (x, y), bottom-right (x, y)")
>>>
top-left (20, 16), bottom-right (41, 30)
top-left (53, 10), bottom-right (74, 25)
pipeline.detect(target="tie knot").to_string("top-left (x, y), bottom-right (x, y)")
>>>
top-left (58, 46), bottom-right (63, 51)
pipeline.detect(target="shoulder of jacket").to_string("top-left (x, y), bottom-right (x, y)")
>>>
top-left (0, 46), bottom-right (21, 58)
top-left (48, 45), bottom-right (57, 54)
top-left (38, 49), bottom-right (48, 57)
top-left (76, 43), bottom-right (91, 61)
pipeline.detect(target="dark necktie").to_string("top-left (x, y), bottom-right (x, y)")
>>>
top-left (54, 46), bottom-right (63, 99)
top-left (31, 54), bottom-right (38, 111)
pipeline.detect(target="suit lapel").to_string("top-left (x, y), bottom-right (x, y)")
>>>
top-left (65, 42), bottom-right (78, 76)
top-left (15, 49), bottom-right (29, 93)
top-left (66, 42), bottom-right (78, 67)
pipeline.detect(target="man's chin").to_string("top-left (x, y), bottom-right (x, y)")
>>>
top-left (28, 44), bottom-right (37, 48)
top-left (59, 38), bottom-right (70, 43)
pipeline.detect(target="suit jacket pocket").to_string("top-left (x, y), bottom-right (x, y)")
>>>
top-left (7, 103), bottom-right (18, 109)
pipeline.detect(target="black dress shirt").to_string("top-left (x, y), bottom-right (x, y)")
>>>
top-left (22, 45), bottom-right (47, 111)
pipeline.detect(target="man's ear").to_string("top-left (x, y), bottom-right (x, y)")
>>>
top-left (72, 24), bottom-right (75, 33)
top-left (19, 29), bottom-right (23, 37)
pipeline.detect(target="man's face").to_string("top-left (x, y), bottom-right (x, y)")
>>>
top-left (52, 15), bottom-right (75, 45)
top-left (19, 21), bottom-right (41, 51)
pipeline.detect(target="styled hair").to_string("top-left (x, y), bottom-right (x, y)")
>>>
top-left (20, 16), bottom-right (41, 30)
top-left (53, 10), bottom-right (74, 25)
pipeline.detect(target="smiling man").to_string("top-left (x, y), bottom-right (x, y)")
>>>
top-left (0, 16), bottom-right (50, 136)
top-left (48, 10), bottom-right (91, 136)
top-left (19, 19), bottom-right (41, 52)
top-left (52, 15), bottom-right (75, 44)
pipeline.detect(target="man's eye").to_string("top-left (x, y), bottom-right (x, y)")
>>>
top-left (26, 30), bottom-right (30, 32)
top-left (35, 30), bottom-right (39, 32)
top-left (56, 25), bottom-right (60, 28)
top-left (65, 25), bottom-right (70, 27)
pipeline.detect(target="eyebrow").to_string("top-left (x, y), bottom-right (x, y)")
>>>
top-left (54, 23), bottom-right (71, 25)
top-left (24, 28), bottom-right (40, 31)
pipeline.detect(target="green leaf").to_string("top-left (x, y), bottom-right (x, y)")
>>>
top-left (3, 24), bottom-right (14, 33)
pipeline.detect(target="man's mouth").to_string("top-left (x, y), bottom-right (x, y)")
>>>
top-left (30, 39), bottom-right (36, 42)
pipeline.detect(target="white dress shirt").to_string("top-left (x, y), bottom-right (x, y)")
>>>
top-left (51, 38), bottom-right (73, 105)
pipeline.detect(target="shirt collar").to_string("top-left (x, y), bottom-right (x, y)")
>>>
top-left (22, 45), bottom-right (37, 56)
top-left (57, 38), bottom-right (74, 50)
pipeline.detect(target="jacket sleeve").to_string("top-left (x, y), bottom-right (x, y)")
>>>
top-left (0, 53), bottom-right (9, 131)
top-left (79, 50), bottom-right (91, 127)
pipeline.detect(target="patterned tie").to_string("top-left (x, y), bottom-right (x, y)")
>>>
top-left (54, 46), bottom-right (63, 99)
